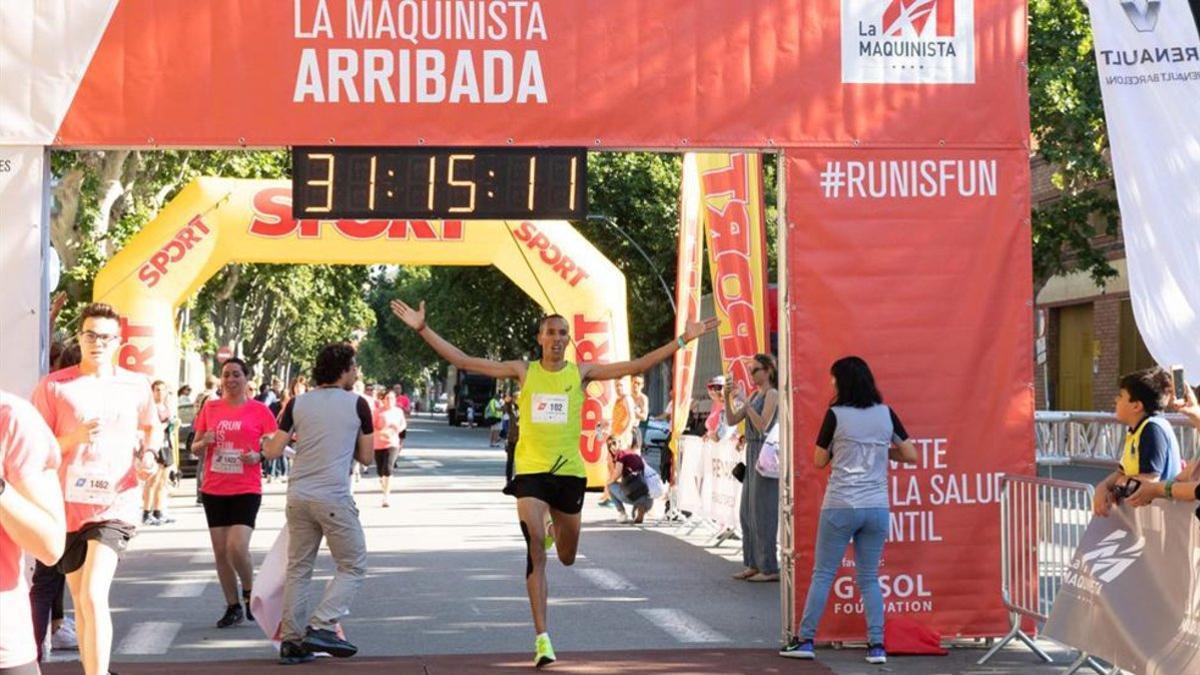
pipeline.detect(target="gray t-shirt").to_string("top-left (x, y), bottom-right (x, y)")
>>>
top-left (278, 388), bottom-right (373, 503)
top-left (815, 404), bottom-right (908, 510)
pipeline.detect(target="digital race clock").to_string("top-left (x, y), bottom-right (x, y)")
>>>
top-left (291, 147), bottom-right (586, 220)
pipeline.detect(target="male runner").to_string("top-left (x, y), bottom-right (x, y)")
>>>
top-left (391, 299), bottom-right (715, 667)
top-left (32, 303), bottom-right (159, 675)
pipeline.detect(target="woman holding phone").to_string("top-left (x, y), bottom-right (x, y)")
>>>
top-left (723, 354), bottom-right (780, 583)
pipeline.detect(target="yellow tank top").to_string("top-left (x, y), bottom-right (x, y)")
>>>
top-left (515, 361), bottom-right (586, 478)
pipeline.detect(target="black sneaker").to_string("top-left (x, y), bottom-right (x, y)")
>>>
top-left (216, 603), bottom-right (244, 628)
top-left (278, 640), bottom-right (315, 665)
top-left (302, 626), bottom-right (357, 658)
top-left (242, 592), bottom-right (255, 622)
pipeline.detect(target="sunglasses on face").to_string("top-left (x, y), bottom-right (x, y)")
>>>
top-left (707, 385), bottom-right (723, 391)
top-left (80, 330), bottom-right (120, 345)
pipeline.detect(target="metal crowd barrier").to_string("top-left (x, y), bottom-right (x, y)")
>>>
top-left (979, 475), bottom-right (1105, 672)
top-left (1035, 411), bottom-right (1199, 467)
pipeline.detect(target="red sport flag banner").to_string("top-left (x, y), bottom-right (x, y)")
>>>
top-left (669, 154), bottom-right (706, 460)
top-left (785, 149), bottom-right (1035, 638)
top-left (696, 153), bottom-right (770, 394)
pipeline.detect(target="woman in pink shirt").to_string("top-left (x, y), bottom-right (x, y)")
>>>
top-left (191, 358), bottom-right (278, 629)
top-left (373, 389), bottom-right (408, 507)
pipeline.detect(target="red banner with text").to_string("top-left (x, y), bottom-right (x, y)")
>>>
top-left (50, 0), bottom-right (1028, 148)
top-left (784, 149), bottom-right (1035, 638)
top-left (698, 153), bottom-right (770, 394)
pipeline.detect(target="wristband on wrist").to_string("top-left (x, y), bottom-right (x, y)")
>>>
top-left (1165, 479), bottom-right (1175, 500)
top-left (675, 335), bottom-right (687, 349)
top-left (415, 322), bottom-right (427, 333)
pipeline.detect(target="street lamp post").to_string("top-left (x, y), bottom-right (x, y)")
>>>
top-left (586, 214), bottom-right (677, 314)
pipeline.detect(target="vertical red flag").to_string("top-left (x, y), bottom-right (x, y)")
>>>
top-left (698, 153), bottom-right (771, 393)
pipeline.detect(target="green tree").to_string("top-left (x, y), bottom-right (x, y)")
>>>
top-left (49, 149), bottom-right (373, 379)
top-left (358, 266), bottom-right (541, 387)
top-left (1029, 1), bottom-right (1119, 290)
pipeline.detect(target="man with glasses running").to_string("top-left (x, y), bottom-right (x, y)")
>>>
top-left (32, 303), bottom-right (160, 675)
top-left (391, 299), bottom-right (716, 667)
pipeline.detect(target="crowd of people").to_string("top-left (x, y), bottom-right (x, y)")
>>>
top-left (2, 298), bottom-right (1196, 673)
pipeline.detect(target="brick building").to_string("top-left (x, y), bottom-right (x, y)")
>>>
top-left (1032, 159), bottom-right (1156, 412)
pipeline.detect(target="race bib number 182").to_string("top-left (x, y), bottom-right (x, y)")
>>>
top-left (531, 394), bottom-right (569, 425)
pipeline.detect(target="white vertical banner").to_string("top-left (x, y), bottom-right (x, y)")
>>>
top-left (1085, 0), bottom-right (1200, 382)
top-left (0, 146), bottom-right (49, 396)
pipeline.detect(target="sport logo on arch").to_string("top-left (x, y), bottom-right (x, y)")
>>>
top-left (842, 0), bottom-right (976, 84)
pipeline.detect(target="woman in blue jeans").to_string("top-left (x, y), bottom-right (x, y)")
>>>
top-left (781, 356), bottom-right (918, 664)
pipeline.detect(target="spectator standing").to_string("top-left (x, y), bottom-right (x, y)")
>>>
top-left (630, 374), bottom-right (650, 444)
top-left (611, 378), bottom-right (636, 451)
top-left (724, 354), bottom-right (780, 583)
top-left (781, 356), bottom-right (919, 664)
top-left (262, 343), bottom-right (374, 664)
top-left (703, 376), bottom-right (734, 442)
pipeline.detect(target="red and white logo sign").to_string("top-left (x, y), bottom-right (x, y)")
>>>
top-left (882, 0), bottom-right (955, 37)
top-left (842, 0), bottom-right (976, 84)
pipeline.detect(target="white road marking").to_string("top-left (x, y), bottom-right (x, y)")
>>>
top-left (159, 578), bottom-right (208, 598)
top-left (636, 608), bottom-right (730, 643)
top-left (188, 551), bottom-right (211, 564)
top-left (575, 567), bottom-right (636, 591)
top-left (116, 621), bottom-right (182, 654)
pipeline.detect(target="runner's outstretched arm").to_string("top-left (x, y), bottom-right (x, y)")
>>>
top-left (391, 299), bottom-right (526, 380)
top-left (581, 317), bottom-right (718, 383)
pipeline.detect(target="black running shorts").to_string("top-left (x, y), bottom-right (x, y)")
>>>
top-left (504, 473), bottom-right (587, 515)
top-left (57, 520), bottom-right (136, 574)
top-left (201, 492), bottom-right (262, 529)
top-left (374, 447), bottom-right (399, 477)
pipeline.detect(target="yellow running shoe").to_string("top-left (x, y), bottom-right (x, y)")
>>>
top-left (534, 633), bottom-right (556, 668)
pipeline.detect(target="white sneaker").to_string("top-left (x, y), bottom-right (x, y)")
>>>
top-left (52, 619), bottom-right (79, 650)
top-left (616, 510), bottom-right (629, 523)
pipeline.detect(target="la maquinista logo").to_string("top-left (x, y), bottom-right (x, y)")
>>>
top-left (841, 0), bottom-right (976, 84)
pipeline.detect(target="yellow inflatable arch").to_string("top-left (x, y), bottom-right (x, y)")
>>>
top-left (93, 178), bottom-right (630, 485)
